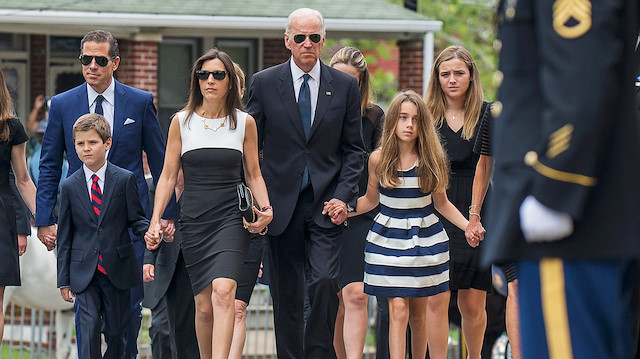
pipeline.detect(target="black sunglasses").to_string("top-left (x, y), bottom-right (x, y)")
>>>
top-left (79, 55), bottom-right (113, 67)
top-left (195, 70), bottom-right (228, 81)
top-left (293, 34), bottom-right (322, 44)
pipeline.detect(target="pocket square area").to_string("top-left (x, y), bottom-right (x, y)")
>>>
top-left (124, 118), bottom-right (136, 125)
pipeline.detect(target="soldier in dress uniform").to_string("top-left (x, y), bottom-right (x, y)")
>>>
top-left (483, 1), bottom-right (640, 358)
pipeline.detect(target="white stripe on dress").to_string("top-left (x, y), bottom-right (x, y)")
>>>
top-left (364, 270), bottom-right (449, 289)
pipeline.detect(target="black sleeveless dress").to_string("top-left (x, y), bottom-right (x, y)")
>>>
top-left (178, 110), bottom-right (250, 295)
top-left (0, 118), bottom-right (28, 286)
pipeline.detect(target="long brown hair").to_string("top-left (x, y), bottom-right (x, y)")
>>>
top-left (425, 45), bottom-right (483, 141)
top-left (378, 90), bottom-right (449, 193)
top-left (329, 46), bottom-right (374, 114)
top-left (182, 48), bottom-right (242, 129)
top-left (0, 66), bottom-right (15, 142)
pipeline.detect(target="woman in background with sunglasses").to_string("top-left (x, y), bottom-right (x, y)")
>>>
top-left (145, 48), bottom-right (272, 359)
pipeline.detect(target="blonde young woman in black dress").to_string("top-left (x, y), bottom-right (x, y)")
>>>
top-left (425, 45), bottom-right (493, 359)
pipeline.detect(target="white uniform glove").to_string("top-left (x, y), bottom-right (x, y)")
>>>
top-left (519, 195), bottom-right (573, 242)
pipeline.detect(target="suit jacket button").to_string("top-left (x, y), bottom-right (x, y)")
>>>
top-left (98, 227), bottom-right (102, 232)
top-left (94, 249), bottom-right (98, 254)
top-left (298, 170), bottom-right (304, 176)
top-left (304, 148), bottom-right (310, 154)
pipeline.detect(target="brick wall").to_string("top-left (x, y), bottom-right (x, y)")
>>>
top-left (116, 40), bottom-right (158, 101)
top-left (30, 35), bottom-right (47, 104)
top-left (262, 38), bottom-right (290, 70)
top-left (398, 41), bottom-right (423, 95)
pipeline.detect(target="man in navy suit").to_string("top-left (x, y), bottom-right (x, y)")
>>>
top-left (246, 8), bottom-right (364, 359)
top-left (36, 30), bottom-right (176, 358)
top-left (57, 113), bottom-right (149, 359)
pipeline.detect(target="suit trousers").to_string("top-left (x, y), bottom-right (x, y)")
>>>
top-left (519, 258), bottom-right (634, 359)
top-left (165, 251), bottom-right (200, 359)
top-left (75, 239), bottom-right (144, 359)
top-left (75, 270), bottom-right (130, 359)
top-left (149, 296), bottom-right (174, 359)
top-left (267, 187), bottom-right (343, 359)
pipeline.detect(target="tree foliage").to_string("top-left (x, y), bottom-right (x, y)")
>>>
top-left (411, 0), bottom-right (499, 100)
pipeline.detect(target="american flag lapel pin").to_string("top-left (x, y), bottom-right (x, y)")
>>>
top-left (326, 91), bottom-right (332, 96)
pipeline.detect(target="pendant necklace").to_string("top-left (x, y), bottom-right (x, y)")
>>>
top-left (201, 110), bottom-right (225, 132)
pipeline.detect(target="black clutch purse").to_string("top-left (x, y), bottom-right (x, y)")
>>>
top-left (237, 183), bottom-right (258, 223)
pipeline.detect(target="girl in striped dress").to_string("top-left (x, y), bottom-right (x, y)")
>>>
top-left (329, 90), bottom-right (474, 359)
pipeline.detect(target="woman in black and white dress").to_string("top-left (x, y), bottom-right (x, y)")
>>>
top-left (146, 48), bottom-right (272, 359)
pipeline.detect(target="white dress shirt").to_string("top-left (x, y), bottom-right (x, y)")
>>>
top-left (87, 79), bottom-right (115, 137)
top-left (83, 162), bottom-right (107, 202)
top-left (290, 59), bottom-right (321, 125)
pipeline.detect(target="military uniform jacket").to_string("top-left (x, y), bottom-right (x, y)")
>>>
top-left (484, 0), bottom-right (640, 264)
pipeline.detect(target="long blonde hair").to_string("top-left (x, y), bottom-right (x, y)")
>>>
top-left (329, 46), bottom-right (374, 114)
top-left (378, 90), bottom-right (449, 193)
top-left (425, 45), bottom-right (483, 141)
top-left (0, 67), bottom-right (14, 142)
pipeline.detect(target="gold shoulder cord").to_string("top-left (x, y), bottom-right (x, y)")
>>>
top-left (524, 151), bottom-right (597, 187)
top-left (552, 0), bottom-right (592, 39)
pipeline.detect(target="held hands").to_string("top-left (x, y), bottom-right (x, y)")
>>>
top-left (322, 199), bottom-right (348, 225)
top-left (144, 220), bottom-right (163, 250)
top-left (160, 219), bottom-right (175, 242)
top-left (465, 215), bottom-right (485, 248)
top-left (60, 288), bottom-right (74, 303)
top-left (37, 224), bottom-right (58, 251)
top-left (243, 207), bottom-right (273, 235)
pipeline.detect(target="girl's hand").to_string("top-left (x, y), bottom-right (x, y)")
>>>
top-left (464, 221), bottom-right (484, 248)
top-left (322, 201), bottom-right (344, 219)
top-left (18, 234), bottom-right (27, 256)
top-left (244, 207), bottom-right (273, 235)
top-left (144, 220), bottom-right (162, 250)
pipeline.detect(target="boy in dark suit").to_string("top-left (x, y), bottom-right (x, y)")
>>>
top-left (57, 113), bottom-right (149, 359)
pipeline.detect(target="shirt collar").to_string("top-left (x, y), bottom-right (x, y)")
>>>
top-left (87, 79), bottom-right (115, 107)
top-left (290, 58), bottom-right (321, 83)
top-left (83, 162), bottom-right (108, 184)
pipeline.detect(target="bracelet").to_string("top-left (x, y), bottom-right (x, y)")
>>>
top-left (469, 204), bottom-right (479, 211)
top-left (469, 212), bottom-right (481, 220)
top-left (261, 206), bottom-right (273, 211)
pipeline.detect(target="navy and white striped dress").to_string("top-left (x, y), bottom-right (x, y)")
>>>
top-left (363, 163), bottom-right (450, 297)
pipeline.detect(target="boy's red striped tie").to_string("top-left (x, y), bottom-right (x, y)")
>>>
top-left (91, 174), bottom-right (107, 276)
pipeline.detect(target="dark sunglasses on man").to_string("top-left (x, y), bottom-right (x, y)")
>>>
top-left (195, 70), bottom-right (228, 81)
top-left (79, 55), bottom-right (114, 67)
top-left (293, 34), bottom-right (322, 44)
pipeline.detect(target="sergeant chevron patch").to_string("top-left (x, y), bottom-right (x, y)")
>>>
top-left (552, 0), bottom-right (592, 39)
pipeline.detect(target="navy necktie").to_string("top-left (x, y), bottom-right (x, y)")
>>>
top-left (298, 74), bottom-right (311, 139)
top-left (91, 174), bottom-right (107, 276)
top-left (94, 95), bottom-right (104, 115)
top-left (298, 74), bottom-right (311, 190)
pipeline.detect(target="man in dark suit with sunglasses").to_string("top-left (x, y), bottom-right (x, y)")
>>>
top-left (36, 29), bottom-right (176, 359)
top-left (246, 8), bottom-right (364, 359)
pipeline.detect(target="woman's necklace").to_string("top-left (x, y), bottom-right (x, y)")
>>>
top-left (200, 110), bottom-right (225, 132)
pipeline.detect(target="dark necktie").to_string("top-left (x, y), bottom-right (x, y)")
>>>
top-left (91, 174), bottom-right (107, 276)
top-left (94, 95), bottom-right (104, 116)
top-left (298, 74), bottom-right (311, 190)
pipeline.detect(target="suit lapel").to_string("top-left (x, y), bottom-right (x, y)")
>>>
top-left (71, 170), bottom-right (98, 225)
top-left (110, 81), bottom-right (127, 161)
top-left (97, 164), bottom-right (118, 226)
top-left (277, 60), bottom-right (307, 141)
top-left (310, 63), bottom-right (335, 140)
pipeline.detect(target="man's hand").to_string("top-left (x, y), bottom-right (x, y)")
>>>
top-left (37, 224), bottom-right (57, 251)
top-left (160, 219), bottom-right (175, 242)
top-left (60, 287), bottom-right (74, 303)
top-left (143, 264), bottom-right (155, 282)
top-left (322, 198), bottom-right (348, 225)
